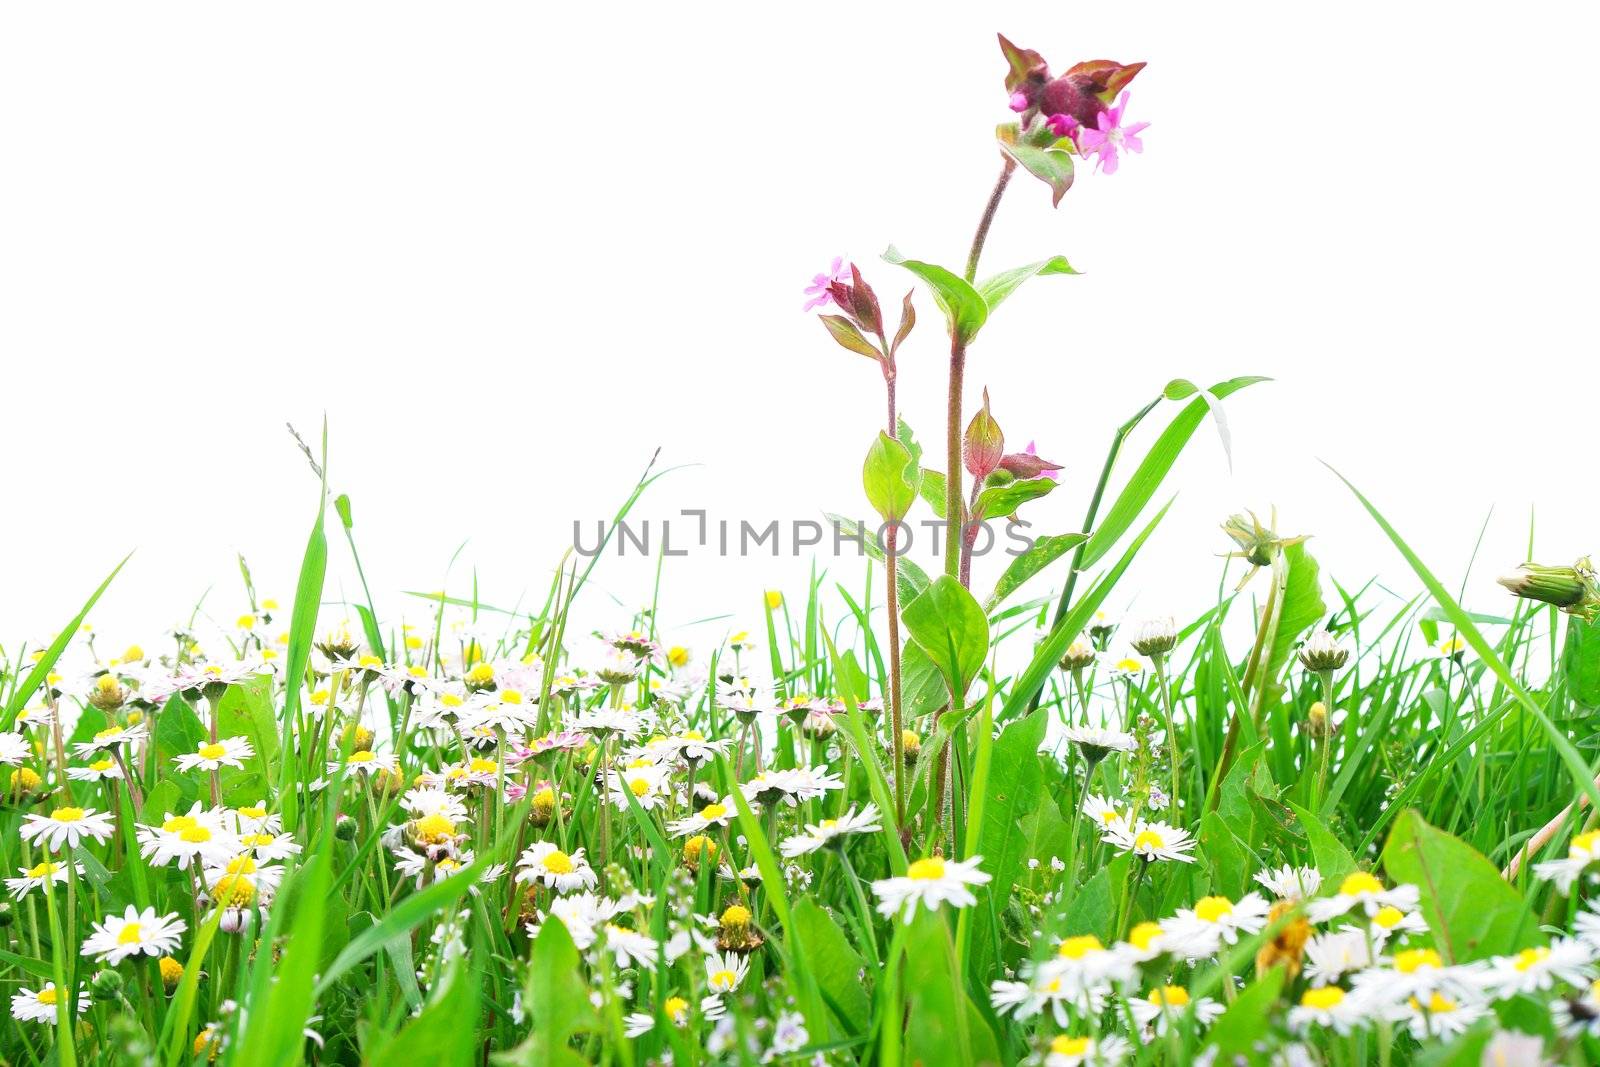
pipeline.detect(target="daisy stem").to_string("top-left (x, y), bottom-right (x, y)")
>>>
top-left (1152, 654), bottom-right (1181, 816)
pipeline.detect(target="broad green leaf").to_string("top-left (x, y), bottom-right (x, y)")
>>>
top-left (819, 313), bottom-right (882, 359)
top-left (1381, 809), bottom-right (1541, 963)
top-left (882, 246), bottom-right (988, 343)
top-left (972, 475), bottom-right (1056, 521)
top-left (976, 255), bottom-right (1078, 311)
top-left (985, 532), bottom-right (1086, 612)
top-left (1205, 968), bottom-right (1286, 1061)
top-left (792, 900), bottom-right (870, 1035)
top-left (976, 711), bottom-right (1047, 917)
top-left (1079, 376), bottom-right (1268, 569)
top-left (904, 911), bottom-right (998, 1067)
top-left (900, 640), bottom-right (952, 719)
top-left (826, 514), bottom-right (930, 604)
top-left (1200, 811), bottom-right (1256, 899)
top-left (1289, 801), bottom-right (1356, 885)
top-left (1262, 543), bottom-right (1326, 710)
top-left (863, 431), bottom-right (920, 522)
top-left (370, 959), bottom-right (480, 1067)
top-left (1000, 141), bottom-right (1076, 206)
top-left (507, 918), bottom-right (598, 1067)
top-left (901, 575), bottom-right (989, 699)
top-left (1564, 614), bottom-right (1600, 708)
top-left (216, 674), bottom-right (280, 767)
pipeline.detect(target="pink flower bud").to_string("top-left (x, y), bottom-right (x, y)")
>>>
top-left (1045, 113), bottom-right (1079, 139)
top-left (1009, 91), bottom-right (1030, 113)
top-left (963, 389), bottom-right (1005, 479)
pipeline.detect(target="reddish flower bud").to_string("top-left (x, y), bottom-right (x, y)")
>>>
top-left (999, 449), bottom-right (1062, 480)
top-left (963, 388), bottom-right (1005, 479)
top-left (1039, 60), bottom-right (1147, 128)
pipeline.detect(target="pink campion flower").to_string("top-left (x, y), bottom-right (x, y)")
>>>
top-left (803, 257), bottom-right (851, 312)
top-left (1008, 91), bottom-right (1030, 113)
top-left (1044, 113), bottom-right (1080, 141)
top-left (1077, 91), bottom-right (1148, 175)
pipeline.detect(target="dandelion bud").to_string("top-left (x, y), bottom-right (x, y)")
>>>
top-left (1298, 630), bottom-right (1350, 673)
top-left (1498, 561), bottom-right (1594, 611)
top-left (1059, 640), bottom-right (1096, 672)
top-left (89, 673), bottom-right (127, 711)
top-left (1131, 617), bottom-right (1177, 658)
top-left (91, 968), bottom-right (124, 999)
top-left (158, 955), bottom-right (184, 990)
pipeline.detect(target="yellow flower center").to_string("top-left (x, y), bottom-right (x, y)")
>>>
top-left (38, 987), bottom-right (59, 1006)
top-left (51, 807), bottom-right (86, 822)
top-left (1057, 935), bottom-right (1105, 960)
top-left (415, 814), bottom-right (456, 842)
top-left (90, 758), bottom-right (115, 772)
top-left (212, 873), bottom-right (256, 905)
top-left (117, 923), bottom-right (145, 945)
top-left (681, 729), bottom-right (704, 741)
top-left (242, 833), bottom-right (275, 847)
top-left (1372, 906), bottom-right (1405, 929)
top-left (180, 825), bottom-right (213, 843)
top-left (95, 725), bottom-right (123, 740)
top-left (664, 996), bottom-right (689, 1020)
top-left (721, 904), bottom-right (751, 927)
top-left (1193, 896), bottom-right (1233, 923)
top-left (907, 857), bottom-right (946, 881)
top-left (711, 968), bottom-right (737, 990)
top-left (1339, 872), bottom-right (1384, 897)
top-left (1409, 992), bottom-right (1456, 1013)
top-left (466, 664), bottom-right (495, 685)
top-left (1050, 1036), bottom-right (1091, 1057)
top-left (237, 805), bottom-right (267, 819)
top-left (1100, 809), bottom-right (1122, 825)
top-left (198, 743), bottom-right (227, 760)
top-left (543, 850), bottom-right (575, 874)
top-left (469, 758), bottom-right (497, 774)
top-left (226, 856), bottom-right (258, 875)
top-left (1394, 948), bottom-right (1441, 973)
top-left (1572, 830), bottom-right (1600, 857)
top-left (348, 750), bottom-right (375, 763)
top-left (1301, 986), bottom-right (1345, 1009)
top-left (700, 803), bottom-right (728, 821)
top-left (310, 689), bottom-right (331, 706)
top-left (1514, 947), bottom-right (1550, 972)
top-left (163, 815), bottom-right (198, 833)
top-left (26, 861), bottom-right (59, 878)
top-left (1128, 921), bottom-right (1164, 951)
top-left (629, 777), bottom-right (651, 797)
top-left (1148, 985), bottom-right (1189, 1007)
top-left (159, 956), bottom-right (184, 984)
top-left (358, 654), bottom-right (382, 668)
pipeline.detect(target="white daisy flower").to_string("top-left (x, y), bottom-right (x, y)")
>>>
top-left (11, 983), bottom-right (88, 1024)
top-left (1534, 829), bottom-right (1600, 894)
top-left (662, 729), bottom-right (729, 764)
top-left (704, 951), bottom-right (749, 993)
top-left (669, 798), bottom-right (740, 838)
top-left (1254, 864), bottom-right (1322, 901)
top-left (80, 905), bottom-right (187, 964)
top-left (1043, 1033), bottom-right (1130, 1067)
top-left (173, 735), bottom-right (254, 773)
top-left (1305, 872), bottom-right (1419, 923)
top-left (1129, 984), bottom-right (1225, 1034)
top-left (528, 892), bottom-right (623, 949)
top-left (1552, 978), bottom-right (1600, 1038)
top-left (600, 923), bottom-right (662, 969)
top-left (204, 855), bottom-right (286, 900)
top-left (329, 749), bottom-right (398, 776)
top-left (1476, 940), bottom-right (1596, 999)
top-left (1401, 990), bottom-right (1487, 1040)
top-left (1101, 819), bottom-right (1196, 864)
top-left (1303, 930), bottom-right (1375, 987)
top-left (1061, 726), bottom-right (1136, 761)
top-left (741, 766), bottom-right (844, 806)
top-left (872, 855), bottom-right (991, 922)
top-left (779, 804), bottom-right (882, 856)
top-left (1288, 985), bottom-right (1367, 1034)
top-left (516, 842), bottom-right (598, 893)
top-left (71, 721), bottom-right (148, 756)
top-left (1080, 793), bottom-right (1128, 833)
top-left (227, 801), bottom-right (282, 835)
top-left (20, 806), bottom-right (116, 851)
top-left (137, 806), bottom-right (241, 868)
top-left (1116, 920), bottom-right (1174, 964)
top-left (67, 757), bottom-right (124, 781)
top-left (1351, 947), bottom-right (1477, 1002)
top-left (607, 763), bottom-right (670, 812)
top-left (239, 830), bottom-right (302, 862)
top-left (1167, 893), bottom-right (1272, 959)
top-left (1366, 903), bottom-right (1429, 943)
top-left (574, 707), bottom-right (651, 741)
top-left (0, 731), bottom-right (31, 765)
top-left (6, 859), bottom-right (79, 899)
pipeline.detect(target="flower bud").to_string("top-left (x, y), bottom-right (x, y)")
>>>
top-left (1131, 617), bottom-right (1177, 658)
top-left (8, 766), bottom-right (43, 801)
top-left (683, 835), bottom-right (718, 872)
top-left (963, 389), bottom-right (1005, 480)
top-left (716, 902), bottom-right (762, 953)
top-left (91, 968), bottom-right (124, 999)
top-left (1498, 560), bottom-right (1595, 612)
top-left (334, 813), bottom-right (358, 841)
top-left (1305, 702), bottom-right (1335, 740)
top-left (158, 955), bottom-right (184, 990)
top-left (898, 729), bottom-right (921, 766)
top-left (88, 674), bottom-right (127, 712)
top-left (1298, 630), bottom-right (1350, 673)
top-left (1059, 639), bottom-right (1096, 672)
top-left (0, 902), bottom-right (13, 928)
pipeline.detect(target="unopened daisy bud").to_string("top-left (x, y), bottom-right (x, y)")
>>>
top-left (88, 674), bottom-right (127, 712)
top-left (531, 785), bottom-right (558, 827)
top-left (1131, 617), bottom-right (1177, 658)
top-left (1305, 701), bottom-right (1333, 740)
top-left (315, 624), bottom-right (359, 662)
top-left (371, 766), bottom-right (405, 798)
top-left (91, 968), bottom-right (124, 999)
top-left (1059, 640), bottom-right (1096, 672)
top-left (716, 902), bottom-right (762, 952)
top-left (899, 729), bottom-right (921, 766)
top-left (334, 814), bottom-right (358, 841)
top-left (1298, 630), bottom-right (1350, 673)
top-left (158, 956), bottom-right (184, 990)
top-left (1498, 561), bottom-right (1594, 612)
top-left (343, 724), bottom-right (375, 752)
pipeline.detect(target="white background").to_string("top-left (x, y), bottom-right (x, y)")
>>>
top-left (2, 4), bottom-right (1596, 660)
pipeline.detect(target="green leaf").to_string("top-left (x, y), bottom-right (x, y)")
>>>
top-left (503, 918), bottom-right (598, 1067)
top-left (1289, 801), bottom-right (1356, 886)
top-left (882, 247), bottom-right (988, 343)
top-left (1381, 809), bottom-right (1541, 963)
top-left (369, 959), bottom-right (480, 1067)
top-left (826, 515), bottom-right (930, 604)
top-left (216, 675), bottom-right (280, 768)
top-left (1200, 811), bottom-right (1256, 899)
top-left (976, 712), bottom-right (1047, 917)
top-left (1262, 543), bottom-right (1326, 710)
top-left (972, 475), bottom-right (1056, 521)
top-left (2, 552), bottom-right (131, 729)
top-left (820, 314), bottom-right (883, 359)
top-left (1000, 141), bottom-right (1076, 207)
top-left (863, 431), bottom-right (920, 522)
top-left (1564, 615), bottom-right (1600, 709)
top-left (1079, 376), bottom-right (1269, 569)
top-left (1205, 968), bottom-right (1286, 1061)
top-left (792, 901), bottom-right (870, 1035)
top-left (901, 575), bottom-right (990, 699)
top-left (984, 532), bottom-right (1087, 612)
top-left (976, 255), bottom-right (1079, 311)
top-left (903, 911), bottom-right (999, 1067)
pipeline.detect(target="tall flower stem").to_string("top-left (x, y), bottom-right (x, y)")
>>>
top-left (884, 376), bottom-right (907, 827)
top-left (945, 158), bottom-right (1016, 585)
top-left (1151, 653), bottom-right (1181, 815)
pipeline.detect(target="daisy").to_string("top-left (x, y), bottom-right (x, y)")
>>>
top-left (607, 763), bottom-right (671, 811)
top-left (1254, 864), bottom-right (1322, 901)
top-left (1352, 947), bottom-right (1475, 1002)
top-left (1303, 930), bottom-right (1375, 987)
top-left (6, 859), bottom-right (78, 899)
top-left (1534, 829), bottom-right (1600, 894)
top-left (1043, 1034), bottom-right (1130, 1067)
top-left (138, 806), bottom-right (240, 867)
top-left (704, 951), bottom-right (749, 994)
top-left (872, 855), bottom-right (991, 922)
top-left (669, 798), bottom-right (740, 838)
top-left (173, 735), bottom-right (254, 773)
top-left (1367, 903), bottom-right (1429, 944)
top-left (1167, 893), bottom-right (1272, 959)
top-left (1305, 871), bottom-right (1419, 923)
top-left (72, 720), bottom-right (148, 756)
top-left (779, 804), bottom-right (882, 856)
top-left (205, 855), bottom-right (286, 900)
top-left (742, 765), bottom-right (843, 807)
top-left (516, 842), bottom-right (598, 893)
top-left (662, 729), bottom-right (729, 765)
top-left (239, 830), bottom-right (302, 862)
top-left (11, 983), bottom-right (88, 1024)
top-left (1401, 990), bottom-right (1487, 1040)
top-left (1288, 985), bottom-right (1366, 1034)
top-left (1101, 819), bottom-right (1195, 863)
top-left (228, 801), bottom-right (282, 835)
top-left (67, 757), bottom-right (124, 781)
top-left (1552, 979), bottom-right (1600, 1038)
top-left (20, 806), bottom-right (116, 851)
top-left (1061, 726), bottom-right (1135, 762)
top-left (81, 905), bottom-right (187, 964)
top-left (1476, 940), bottom-right (1596, 999)
top-left (329, 749), bottom-right (398, 776)
top-left (574, 707), bottom-right (651, 741)
top-left (1129, 984), bottom-right (1225, 1034)
top-left (529, 892), bottom-right (623, 949)
top-left (1117, 920), bottom-right (1174, 964)
top-left (600, 922), bottom-right (662, 968)
top-left (1080, 793), bottom-right (1128, 833)
top-left (0, 731), bottom-right (31, 765)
